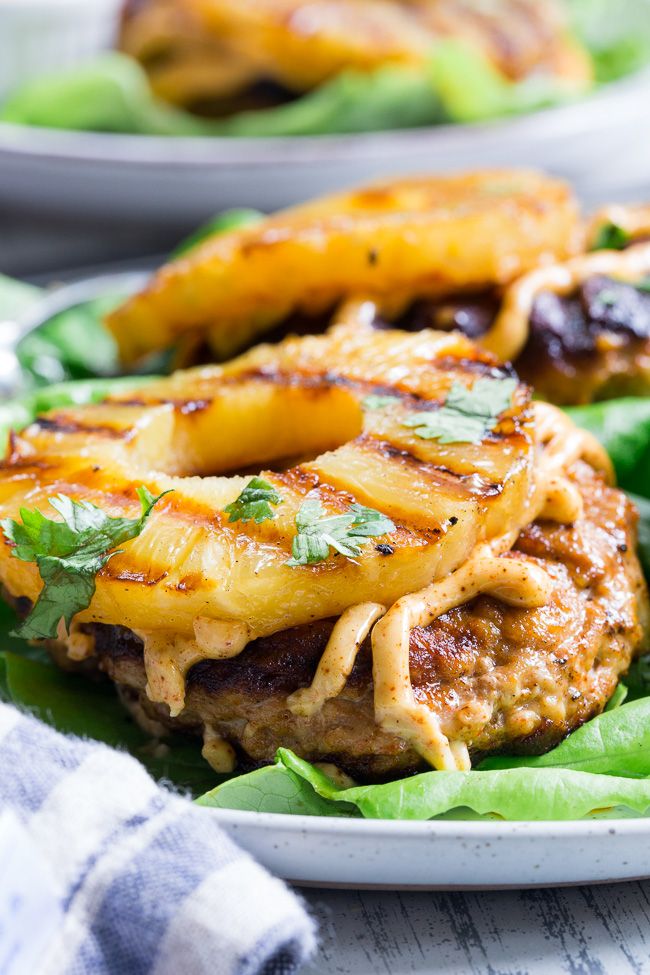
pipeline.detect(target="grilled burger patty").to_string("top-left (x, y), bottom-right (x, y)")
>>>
top-left (56, 460), bottom-right (648, 780)
top-left (398, 268), bottom-right (650, 406)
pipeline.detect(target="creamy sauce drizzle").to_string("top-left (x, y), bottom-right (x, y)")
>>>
top-left (137, 617), bottom-right (249, 717)
top-left (288, 602), bottom-right (385, 717)
top-left (480, 242), bottom-right (650, 363)
top-left (202, 725), bottom-right (237, 773)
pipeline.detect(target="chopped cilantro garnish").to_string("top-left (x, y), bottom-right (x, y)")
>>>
top-left (2, 487), bottom-right (169, 640)
top-left (224, 477), bottom-right (283, 524)
top-left (362, 394), bottom-right (399, 410)
top-left (403, 376), bottom-right (518, 444)
top-left (287, 498), bottom-right (395, 567)
top-left (590, 222), bottom-right (630, 252)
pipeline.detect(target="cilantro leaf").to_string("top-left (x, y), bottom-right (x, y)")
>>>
top-left (403, 376), bottom-right (517, 445)
top-left (2, 486), bottom-right (169, 640)
top-left (224, 477), bottom-right (283, 524)
top-left (287, 498), bottom-right (395, 567)
top-left (362, 394), bottom-right (399, 410)
top-left (590, 222), bottom-right (630, 252)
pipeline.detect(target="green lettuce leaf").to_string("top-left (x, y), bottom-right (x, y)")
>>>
top-left (0, 52), bottom-right (444, 137)
top-left (16, 295), bottom-right (121, 386)
top-left (427, 40), bottom-right (586, 124)
top-left (200, 747), bottom-right (650, 820)
top-left (0, 54), bottom-right (211, 136)
top-left (210, 63), bottom-right (445, 136)
top-left (196, 760), bottom-right (357, 816)
top-left (568, 0), bottom-right (650, 82)
top-left (0, 38), bottom-right (599, 140)
top-left (566, 398), bottom-right (650, 498)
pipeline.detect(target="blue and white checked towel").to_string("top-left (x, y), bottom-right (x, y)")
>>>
top-left (0, 702), bottom-right (316, 975)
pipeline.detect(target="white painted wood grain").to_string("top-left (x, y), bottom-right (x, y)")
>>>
top-left (303, 884), bottom-right (650, 974)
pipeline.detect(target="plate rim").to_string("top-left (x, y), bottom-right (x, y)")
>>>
top-left (1, 70), bottom-right (649, 168)
top-left (208, 807), bottom-right (650, 837)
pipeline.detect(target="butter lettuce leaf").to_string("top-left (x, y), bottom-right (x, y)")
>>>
top-left (200, 747), bottom-right (650, 820)
top-left (566, 398), bottom-right (650, 497)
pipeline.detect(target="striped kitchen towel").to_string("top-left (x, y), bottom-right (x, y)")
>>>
top-left (0, 702), bottom-right (316, 975)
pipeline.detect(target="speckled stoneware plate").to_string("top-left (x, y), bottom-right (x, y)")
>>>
top-left (1, 71), bottom-right (650, 227)
top-left (210, 811), bottom-right (650, 889)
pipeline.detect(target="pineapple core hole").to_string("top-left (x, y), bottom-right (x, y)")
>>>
top-left (165, 382), bottom-right (364, 477)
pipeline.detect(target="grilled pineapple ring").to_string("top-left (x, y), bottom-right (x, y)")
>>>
top-left (0, 327), bottom-right (609, 769)
top-left (106, 169), bottom-right (580, 365)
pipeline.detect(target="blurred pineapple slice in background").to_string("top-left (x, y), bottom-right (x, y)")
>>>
top-left (106, 168), bottom-right (580, 364)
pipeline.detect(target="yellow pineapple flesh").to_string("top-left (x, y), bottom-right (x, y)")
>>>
top-left (0, 326), bottom-right (534, 640)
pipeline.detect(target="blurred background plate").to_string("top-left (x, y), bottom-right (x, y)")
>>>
top-left (2, 69), bottom-right (650, 275)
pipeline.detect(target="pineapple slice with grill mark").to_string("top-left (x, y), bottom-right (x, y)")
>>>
top-left (106, 168), bottom-right (580, 365)
top-left (0, 327), bottom-right (534, 646)
top-left (120, 0), bottom-right (592, 110)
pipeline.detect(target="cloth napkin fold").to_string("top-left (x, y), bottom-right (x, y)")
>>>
top-left (0, 702), bottom-right (316, 975)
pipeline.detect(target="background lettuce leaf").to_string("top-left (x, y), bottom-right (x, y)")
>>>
top-left (427, 40), bottom-right (584, 124)
top-left (568, 0), bottom-right (650, 82)
top-left (16, 295), bottom-right (121, 386)
top-left (0, 635), bottom-right (220, 795)
top-left (566, 398), bottom-right (650, 498)
top-left (0, 31), bottom-right (610, 140)
top-left (0, 53), bottom-right (444, 137)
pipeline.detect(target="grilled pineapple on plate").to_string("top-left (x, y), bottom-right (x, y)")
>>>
top-left (106, 168), bottom-right (580, 364)
top-left (0, 326), bottom-right (534, 642)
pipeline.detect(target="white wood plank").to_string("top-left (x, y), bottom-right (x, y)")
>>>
top-left (303, 883), bottom-right (650, 974)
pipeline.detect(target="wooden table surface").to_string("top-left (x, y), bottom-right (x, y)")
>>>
top-left (302, 883), bottom-right (650, 974)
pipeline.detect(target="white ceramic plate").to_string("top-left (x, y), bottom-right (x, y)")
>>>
top-left (2, 71), bottom-right (650, 229)
top-left (212, 810), bottom-right (650, 889)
